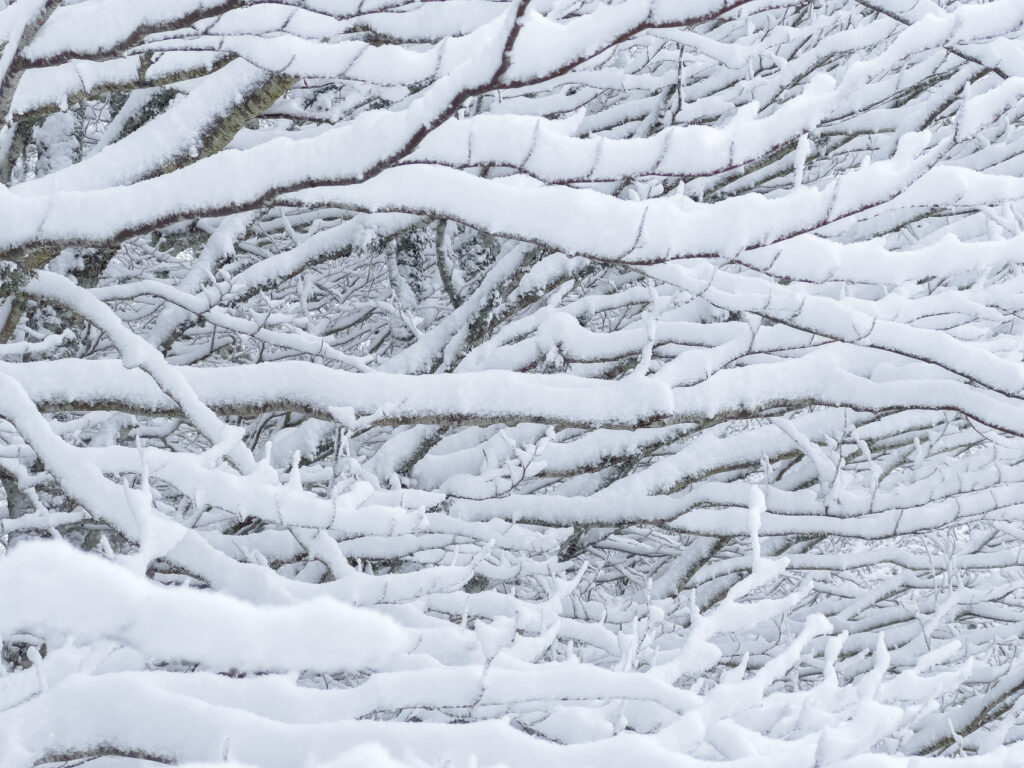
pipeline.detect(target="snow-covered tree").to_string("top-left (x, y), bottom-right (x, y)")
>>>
top-left (3, 0), bottom-right (1024, 764)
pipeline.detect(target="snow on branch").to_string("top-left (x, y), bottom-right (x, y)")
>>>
top-left (2, 0), bottom-right (1024, 765)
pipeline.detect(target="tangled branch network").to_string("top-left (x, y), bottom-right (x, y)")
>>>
top-left (2, 0), bottom-right (1024, 764)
